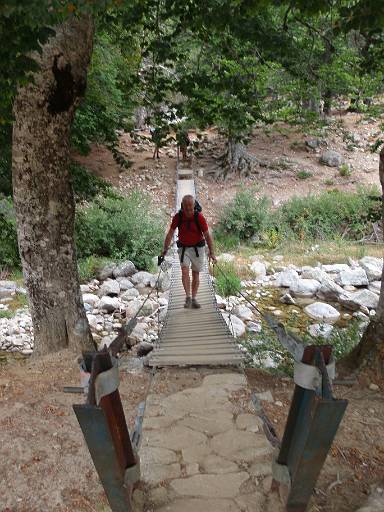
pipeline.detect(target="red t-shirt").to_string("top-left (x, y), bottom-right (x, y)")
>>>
top-left (171, 212), bottom-right (208, 246)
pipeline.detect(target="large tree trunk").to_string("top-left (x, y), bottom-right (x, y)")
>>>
top-left (346, 146), bottom-right (384, 374)
top-left (217, 137), bottom-right (259, 180)
top-left (12, 15), bottom-right (96, 356)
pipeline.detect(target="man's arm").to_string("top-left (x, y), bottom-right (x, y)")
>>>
top-left (161, 227), bottom-right (175, 256)
top-left (203, 230), bottom-right (217, 263)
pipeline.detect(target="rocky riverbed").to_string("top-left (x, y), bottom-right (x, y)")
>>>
top-left (0, 254), bottom-right (382, 364)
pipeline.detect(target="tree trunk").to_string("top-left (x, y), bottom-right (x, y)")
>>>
top-left (345, 146), bottom-right (384, 373)
top-left (217, 137), bottom-right (258, 180)
top-left (12, 15), bottom-right (96, 356)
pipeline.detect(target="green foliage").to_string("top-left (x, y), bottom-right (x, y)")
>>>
top-left (0, 197), bottom-right (19, 268)
top-left (339, 164), bottom-right (352, 177)
top-left (217, 190), bottom-right (273, 241)
top-left (214, 263), bottom-right (241, 297)
top-left (71, 30), bottom-right (140, 154)
top-left (0, 310), bottom-right (13, 319)
top-left (297, 170), bottom-right (312, 179)
top-left (78, 256), bottom-right (113, 283)
top-left (217, 187), bottom-right (380, 246)
top-left (69, 163), bottom-right (113, 202)
top-left (75, 192), bottom-right (165, 270)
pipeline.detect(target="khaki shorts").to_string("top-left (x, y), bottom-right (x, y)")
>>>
top-left (178, 246), bottom-right (206, 272)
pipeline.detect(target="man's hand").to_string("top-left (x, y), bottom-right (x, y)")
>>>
top-left (209, 252), bottom-right (217, 264)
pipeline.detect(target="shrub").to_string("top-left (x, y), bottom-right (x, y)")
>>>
top-left (339, 164), bottom-right (352, 177)
top-left (278, 187), bottom-right (379, 240)
top-left (78, 256), bottom-right (113, 283)
top-left (216, 190), bottom-right (273, 241)
top-left (213, 262), bottom-right (241, 297)
top-left (0, 198), bottom-right (19, 268)
top-left (75, 192), bottom-right (165, 270)
top-left (297, 170), bottom-right (312, 180)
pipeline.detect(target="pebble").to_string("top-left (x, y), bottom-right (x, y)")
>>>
top-left (369, 383), bottom-right (379, 391)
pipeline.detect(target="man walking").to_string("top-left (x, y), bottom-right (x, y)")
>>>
top-left (161, 195), bottom-right (217, 308)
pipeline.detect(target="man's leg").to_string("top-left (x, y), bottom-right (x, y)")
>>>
top-left (191, 270), bottom-right (201, 308)
top-left (181, 265), bottom-right (192, 307)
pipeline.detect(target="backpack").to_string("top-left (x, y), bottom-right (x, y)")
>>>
top-left (177, 200), bottom-right (202, 233)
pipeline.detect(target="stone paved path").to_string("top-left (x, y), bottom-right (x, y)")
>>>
top-left (133, 368), bottom-right (284, 511)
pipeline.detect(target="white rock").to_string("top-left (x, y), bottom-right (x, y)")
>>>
top-left (316, 278), bottom-right (344, 301)
top-left (336, 268), bottom-right (368, 287)
top-left (158, 272), bottom-right (171, 292)
top-left (80, 284), bottom-right (91, 293)
top-left (304, 302), bottom-right (340, 323)
top-left (113, 260), bottom-right (136, 278)
top-left (0, 281), bottom-right (17, 298)
top-left (339, 289), bottom-right (379, 310)
top-left (233, 305), bottom-right (254, 321)
top-left (98, 263), bottom-right (116, 281)
top-left (359, 256), bottom-right (383, 281)
top-left (321, 264), bottom-right (350, 273)
top-left (280, 293), bottom-right (296, 305)
top-left (125, 299), bottom-right (142, 318)
top-left (276, 269), bottom-right (299, 287)
top-left (82, 293), bottom-right (100, 307)
top-left (308, 323), bottom-right (334, 339)
top-left (247, 321), bottom-right (262, 333)
top-left (116, 277), bottom-right (134, 290)
top-left (86, 314), bottom-right (99, 329)
top-left (290, 279), bottom-right (320, 298)
top-left (369, 281), bottom-right (381, 294)
top-left (131, 271), bottom-right (156, 287)
top-left (158, 297), bottom-right (168, 307)
top-left (129, 323), bottom-right (147, 343)
top-left (320, 150), bottom-right (343, 167)
top-left (301, 268), bottom-right (329, 281)
top-left (221, 313), bottom-right (246, 337)
top-left (250, 261), bottom-right (267, 278)
top-left (99, 296), bottom-right (120, 313)
top-left (121, 289), bottom-right (140, 301)
top-left (98, 279), bottom-right (120, 297)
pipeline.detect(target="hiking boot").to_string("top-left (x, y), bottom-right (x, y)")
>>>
top-left (184, 297), bottom-right (192, 308)
top-left (191, 298), bottom-right (201, 309)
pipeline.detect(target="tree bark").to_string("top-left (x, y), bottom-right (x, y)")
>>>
top-left (12, 15), bottom-right (96, 356)
top-left (346, 146), bottom-right (384, 374)
top-left (217, 137), bottom-right (258, 180)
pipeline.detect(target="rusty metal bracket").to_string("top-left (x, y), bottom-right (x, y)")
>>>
top-left (275, 345), bottom-right (348, 512)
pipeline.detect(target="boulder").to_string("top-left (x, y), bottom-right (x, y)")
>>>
top-left (304, 302), bottom-right (340, 323)
top-left (250, 261), bottom-right (267, 279)
top-left (369, 281), bottom-right (381, 295)
top-left (280, 293), bottom-right (296, 305)
top-left (215, 294), bottom-right (227, 309)
top-left (86, 314), bottom-right (99, 329)
top-left (136, 341), bottom-right (154, 357)
top-left (339, 289), bottom-right (379, 310)
top-left (301, 268), bottom-right (329, 282)
top-left (125, 299), bottom-right (142, 318)
top-left (276, 269), bottom-right (299, 288)
top-left (99, 296), bottom-right (120, 313)
top-left (305, 138), bottom-right (322, 149)
top-left (98, 279), bottom-right (120, 297)
top-left (82, 293), bottom-right (100, 307)
top-left (316, 278), bottom-right (344, 301)
top-left (321, 263), bottom-right (350, 273)
top-left (289, 279), bottom-right (320, 298)
top-left (221, 313), bottom-right (246, 337)
top-left (336, 268), bottom-right (369, 287)
top-left (233, 305), bottom-right (254, 321)
top-left (113, 260), bottom-right (136, 278)
top-left (158, 272), bottom-right (171, 292)
top-left (131, 271), bottom-right (157, 287)
top-left (116, 277), bottom-right (134, 291)
top-left (308, 323), bottom-right (334, 339)
top-left (129, 322), bottom-right (147, 343)
top-left (98, 263), bottom-right (116, 281)
top-left (80, 284), bottom-right (91, 293)
top-left (319, 150), bottom-right (344, 167)
top-left (247, 321), bottom-right (262, 333)
top-left (359, 256), bottom-right (383, 281)
top-left (121, 289), bottom-right (140, 301)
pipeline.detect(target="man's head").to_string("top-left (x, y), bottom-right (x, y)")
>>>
top-left (181, 195), bottom-right (195, 218)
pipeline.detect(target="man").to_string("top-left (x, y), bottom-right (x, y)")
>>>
top-left (161, 195), bottom-right (217, 308)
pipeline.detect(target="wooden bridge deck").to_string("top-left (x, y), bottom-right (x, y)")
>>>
top-left (147, 172), bottom-right (243, 367)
